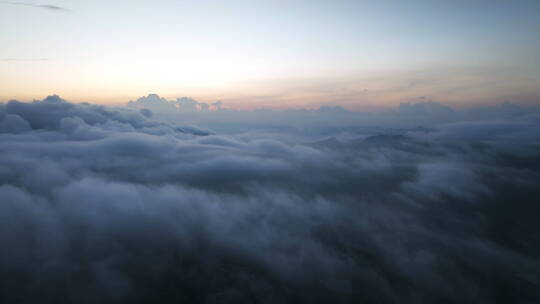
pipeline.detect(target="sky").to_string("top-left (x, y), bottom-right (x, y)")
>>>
top-left (1, 3), bottom-right (540, 301)
top-left (1, 0), bottom-right (540, 109)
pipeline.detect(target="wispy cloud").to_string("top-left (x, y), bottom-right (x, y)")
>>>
top-left (0, 58), bottom-right (49, 62)
top-left (1, 1), bottom-right (69, 11)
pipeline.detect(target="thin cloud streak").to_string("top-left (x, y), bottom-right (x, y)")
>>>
top-left (1, 1), bottom-right (69, 11)
top-left (0, 58), bottom-right (49, 62)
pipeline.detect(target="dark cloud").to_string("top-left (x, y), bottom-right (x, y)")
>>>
top-left (1, 96), bottom-right (539, 303)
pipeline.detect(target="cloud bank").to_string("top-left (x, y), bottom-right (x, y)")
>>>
top-left (128, 94), bottom-right (540, 135)
top-left (1, 95), bottom-right (539, 303)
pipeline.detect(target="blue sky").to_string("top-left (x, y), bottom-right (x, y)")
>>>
top-left (1, 0), bottom-right (539, 109)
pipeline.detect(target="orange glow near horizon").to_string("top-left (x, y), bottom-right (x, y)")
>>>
top-left (2, 1), bottom-right (540, 110)
top-left (2, 67), bottom-right (539, 111)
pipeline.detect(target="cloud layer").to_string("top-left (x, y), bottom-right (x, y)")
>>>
top-left (128, 94), bottom-right (540, 134)
top-left (1, 96), bottom-right (539, 303)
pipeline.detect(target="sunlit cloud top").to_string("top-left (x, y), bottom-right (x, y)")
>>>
top-left (1, 0), bottom-right (539, 108)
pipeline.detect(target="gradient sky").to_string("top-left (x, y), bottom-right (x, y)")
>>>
top-left (1, 0), bottom-right (539, 109)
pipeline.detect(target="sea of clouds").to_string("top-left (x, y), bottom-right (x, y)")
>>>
top-left (1, 95), bottom-right (539, 303)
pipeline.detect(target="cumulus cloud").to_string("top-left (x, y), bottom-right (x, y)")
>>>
top-left (1, 95), bottom-right (539, 303)
top-left (128, 94), bottom-right (540, 136)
